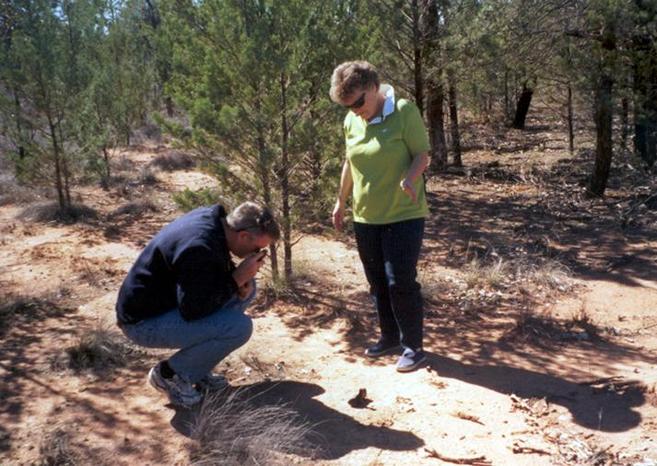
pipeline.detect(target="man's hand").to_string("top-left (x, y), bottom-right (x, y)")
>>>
top-left (400, 178), bottom-right (417, 203)
top-left (237, 280), bottom-right (254, 300)
top-left (233, 251), bottom-right (266, 288)
top-left (332, 200), bottom-right (345, 231)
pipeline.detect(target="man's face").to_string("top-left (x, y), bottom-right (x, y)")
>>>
top-left (234, 231), bottom-right (272, 258)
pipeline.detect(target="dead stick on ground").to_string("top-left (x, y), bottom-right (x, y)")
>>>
top-left (578, 376), bottom-right (623, 386)
top-left (424, 448), bottom-right (491, 465)
top-left (512, 444), bottom-right (551, 455)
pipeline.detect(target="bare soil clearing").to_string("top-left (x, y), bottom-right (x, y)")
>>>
top-left (1, 120), bottom-right (656, 465)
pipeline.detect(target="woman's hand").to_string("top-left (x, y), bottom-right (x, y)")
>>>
top-left (400, 178), bottom-right (417, 203)
top-left (332, 200), bottom-right (345, 231)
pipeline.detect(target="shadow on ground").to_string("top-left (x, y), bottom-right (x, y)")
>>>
top-left (170, 380), bottom-right (424, 460)
top-left (427, 352), bottom-right (645, 432)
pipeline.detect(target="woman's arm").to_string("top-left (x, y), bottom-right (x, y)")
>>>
top-left (332, 159), bottom-right (353, 231)
top-left (400, 151), bottom-right (431, 203)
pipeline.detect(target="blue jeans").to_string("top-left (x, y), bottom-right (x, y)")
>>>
top-left (354, 218), bottom-right (425, 350)
top-left (119, 283), bottom-right (256, 384)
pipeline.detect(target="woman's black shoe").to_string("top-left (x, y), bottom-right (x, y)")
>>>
top-left (365, 340), bottom-right (401, 358)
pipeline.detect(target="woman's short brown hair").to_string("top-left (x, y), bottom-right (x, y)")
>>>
top-left (329, 61), bottom-right (380, 104)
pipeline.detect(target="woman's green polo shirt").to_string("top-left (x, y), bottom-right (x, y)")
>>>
top-left (344, 96), bottom-right (431, 224)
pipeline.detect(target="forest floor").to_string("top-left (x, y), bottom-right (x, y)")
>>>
top-left (1, 111), bottom-right (657, 465)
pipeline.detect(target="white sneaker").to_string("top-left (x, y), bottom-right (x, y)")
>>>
top-left (148, 363), bottom-right (203, 406)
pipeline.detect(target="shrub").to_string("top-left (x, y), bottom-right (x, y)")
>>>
top-left (172, 188), bottom-right (221, 212)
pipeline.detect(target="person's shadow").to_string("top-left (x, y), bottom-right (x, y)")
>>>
top-left (427, 353), bottom-right (644, 432)
top-left (170, 380), bottom-right (423, 460)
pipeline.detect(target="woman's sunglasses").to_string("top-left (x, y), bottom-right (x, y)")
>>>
top-left (345, 92), bottom-right (366, 110)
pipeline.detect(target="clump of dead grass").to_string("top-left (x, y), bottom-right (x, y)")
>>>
top-left (38, 427), bottom-right (81, 466)
top-left (0, 173), bottom-right (40, 206)
top-left (50, 323), bottom-right (141, 374)
top-left (138, 167), bottom-right (159, 185)
top-left (189, 389), bottom-right (317, 465)
top-left (109, 199), bottom-right (159, 218)
top-left (502, 305), bottom-right (602, 347)
top-left (38, 425), bottom-right (114, 466)
top-left (18, 202), bottom-right (99, 224)
top-left (463, 256), bottom-right (509, 289)
top-left (511, 257), bottom-right (573, 291)
top-left (462, 251), bottom-right (572, 293)
top-left (149, 150), bottom-right (195, 171)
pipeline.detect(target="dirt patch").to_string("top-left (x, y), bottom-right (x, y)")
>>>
top-left (1, 135), bottom-right (656, 465)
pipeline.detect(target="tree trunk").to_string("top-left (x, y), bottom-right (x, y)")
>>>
top-left (13, 88), bottom-right (26, 167)
top-left (447, 72), bottom-right (462, 167)
top-left (165, 95), bottom-right (174, 117)
top-left (57, 121), bottom-right (72, 207)
top-left (512, 84), bottom-right (533, 129)
top-left (621, 96), bottom-right (629, 148)
top-left (590, 75), bottom-right (614, 197)
top-left (101, 146), bottom-right (111, 189)
top-left (426, 79), bottom-right (447, 170)
top-left (567, 84), bottom-right (574, 154)
top-left (279, 73), bottom-right (292, 280)
top-left (411, 0), bottom-right (424, 113)
top-left (504, 69), bottom-right (511, 120)
top-left (633, 34), bottom-right (657, 167)
top-left (255, 100), bottom-right (279, 281)
top-left (308, 110), bottom-right (322, 208)
top-left (47, 112), bottom-right (66, 210)
top-left (421, 0), bottom-right (446, 170)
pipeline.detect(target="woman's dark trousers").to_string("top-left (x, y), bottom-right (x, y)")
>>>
top-left (354, 218), bottom-right (425, 351)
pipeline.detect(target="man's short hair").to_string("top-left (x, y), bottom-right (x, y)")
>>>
top-left (226, 201), bottom-right (280, 241)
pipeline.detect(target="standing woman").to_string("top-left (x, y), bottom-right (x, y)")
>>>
top-left (330, 61), bottom-right (431, 372)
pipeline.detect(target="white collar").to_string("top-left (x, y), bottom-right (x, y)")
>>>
top-left (367, 84), bottom-right (395, 125)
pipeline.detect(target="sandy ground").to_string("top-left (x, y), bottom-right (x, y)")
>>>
top-left (1, 129), bottom-right (657, 465)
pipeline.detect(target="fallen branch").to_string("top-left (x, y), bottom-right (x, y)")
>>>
top-left (512, 442), bottom-right (551, 455)
top-left (452, 411), bottom-right (485, 425)
top-left (424, 448), bottom-right (492, 465)
top-left (577, 376), bottom-right (623, 386)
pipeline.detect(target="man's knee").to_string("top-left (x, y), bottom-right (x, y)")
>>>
top-left (231, 312), bottom-right (253, 347)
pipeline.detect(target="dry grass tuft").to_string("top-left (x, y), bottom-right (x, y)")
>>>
top-left (109, 199), bottom-right (159, 218)
top-left (502, 306), bottom-right (602, 347)
top-left (512, 257), bottom-right (572, 291)
top-left (149, 150), bottom-right (195, 171)
top-left (138, 167), bottom-right (159, 185)
top-left (38, 425), bottom-right (114, 466)
top-left (0, 173), bottom-right (39, 206)
top-left (38, 427), bottom-right (80, 466)
top-left (464, 257), bottom-right (509, 289)
top-left (51, 323), bottom-right (141, 374)
top-left (189, 389), bottom-right (317, 465)
top-left (18, 202), bottom-right (99, 224)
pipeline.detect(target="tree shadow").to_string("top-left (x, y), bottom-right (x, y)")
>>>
top-left (423, 169), bottom-right (657, 287)
top-left (0, 293), bottom-right (169, 462)
top-left (427, 352), bottom-right (644, 432)
top-left (170, 380), bottom-right (424, 460)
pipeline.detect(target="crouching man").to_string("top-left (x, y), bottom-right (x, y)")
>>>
top-left (116, 201), bottom-right (279, 407)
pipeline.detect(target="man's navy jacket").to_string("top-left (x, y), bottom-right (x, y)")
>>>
top-left (116, 205), bottom-right (239, 325)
